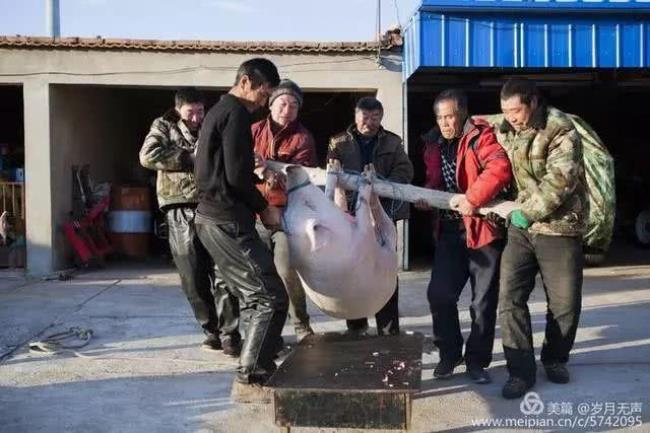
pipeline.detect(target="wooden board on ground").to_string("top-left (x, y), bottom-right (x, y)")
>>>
top-left (267, 332), bottom-right (423, 431)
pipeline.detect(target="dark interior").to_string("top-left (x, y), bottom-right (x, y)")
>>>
top-left (406, 70), bottom-right (650, 265)
top-left (62, 86), bottom-right (373, 259)
top-left (0, 85), bottom-right (25, 267)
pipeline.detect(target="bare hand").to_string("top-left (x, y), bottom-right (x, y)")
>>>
top-left (254, 154), bottom-right (267, 180)
top-left (265, 171), bottom-right (287, 190)
top-left (327, 158), bottom-right (342, 172)
top-left (260, 205), bottom-right (282, 229)
top-left (450, 195), bottom-right (476, 216)
top-left (254, 154), bottom-right (266, 169)
top-left (414, 199), bottom-right (431, 210)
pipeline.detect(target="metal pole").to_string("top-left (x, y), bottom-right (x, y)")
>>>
top-left (46, 0), bottom-right (61, 38)
top-left (377, 0), bottom-right (381, 41)
top-left (376, 0), bottom-right (382, 63)
top-left (401, 80), bottom-right (409, 271)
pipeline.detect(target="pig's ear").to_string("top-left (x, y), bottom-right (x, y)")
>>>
top-left (305, 218), bottom-right (331, 252)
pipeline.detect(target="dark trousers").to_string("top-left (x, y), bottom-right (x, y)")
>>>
top-left (427, 220), bottom-right (503, 368)
top-left (195, 215), bottom-right (289, 384)
top-left (166, 207), bottom-right (239, 342)
top-left (256, 222), bottom-right (310, 330)
top-left (499, 227), bottom-right (583, 384)
top-left (346, 284), bottom-right (400, 335)
top-left (346, 218), bottom-right (400, 336)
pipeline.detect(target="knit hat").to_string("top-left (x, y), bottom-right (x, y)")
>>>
top-left (269, 79), bottom-right (303, 108)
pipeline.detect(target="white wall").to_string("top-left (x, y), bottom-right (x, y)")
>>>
top-left (0, 48), bottom-right (403, 273)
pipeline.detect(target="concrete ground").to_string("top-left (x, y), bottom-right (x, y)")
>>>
top-left (1, 243), bottom-right (649, 433)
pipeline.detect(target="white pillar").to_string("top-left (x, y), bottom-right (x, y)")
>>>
top-left (376, 76), bottom-right (408, 270)
top-left (23, 80), bottom-right (55, 275)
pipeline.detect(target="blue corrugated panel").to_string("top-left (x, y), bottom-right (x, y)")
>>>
top-left (421, 0), bottom-right (650, 12)
top-left (403, 0), bottom-right (650, 79)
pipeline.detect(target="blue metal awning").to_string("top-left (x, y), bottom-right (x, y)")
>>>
top-left (403, 0), bottom-right (650, 79)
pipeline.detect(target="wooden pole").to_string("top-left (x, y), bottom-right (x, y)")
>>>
top-left (265, 161), bottom-right (518, 219)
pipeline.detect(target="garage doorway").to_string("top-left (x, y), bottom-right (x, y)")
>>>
top-left (49, 84), bottom-right (373, 268)
top-left (406, 71), bottom-right (650, 267)
top-left (0, 85), bottom-right (25, 269)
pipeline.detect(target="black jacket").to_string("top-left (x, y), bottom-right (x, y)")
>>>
top-left (328, 125), bottom-right (414, 221)
top-left (195, 94), bottom-right (267, 224)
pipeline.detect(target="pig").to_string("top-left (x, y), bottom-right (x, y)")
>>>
top-left (281, 165), bottom-right (398, 319)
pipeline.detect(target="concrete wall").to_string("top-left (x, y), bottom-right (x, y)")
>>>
top-left (21, 81), bottom-right (54, 275)
top-left (0, 48), bottom-right (403, 274)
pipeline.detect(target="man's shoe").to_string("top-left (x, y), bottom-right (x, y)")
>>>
top-left (502, 376), bottom-right (534, 399)
top-left (467, 367), bottom-right (492, 384)
top-left (221, 338), bottom-right (241, 358)
top-left (377, 328), bottom-right (400, 336)
top-left (200, 334), bottom-right (222, 352)
top-left (271, 336), bottom-right (287, 360)
top-left (230, 380), bottom-right (271, 404)
top-left (433, 358), bottom-right (463, 379)
top-left (544, 363), bottom-right (570, 384)
top-left (295, 325), bottom-right (314, 343)
top-left (345, 325), bottom-right (369, 337)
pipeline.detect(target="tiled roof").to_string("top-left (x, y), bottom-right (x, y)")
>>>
top-left (0, 36), bottom-right (396, 53)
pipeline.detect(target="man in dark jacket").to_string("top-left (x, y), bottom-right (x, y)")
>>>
top-left (415, 89), bottom-right (512, 384)
top-left (194, 58), bottom-right (287, 397)
top-left (328, 96), bottom-right (414, 336)
top-left (139, 88), bottom-right (240, 356)
top-left (252, 79), bottom-right (317, 342)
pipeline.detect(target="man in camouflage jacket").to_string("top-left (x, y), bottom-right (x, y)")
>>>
top-left (495, 78), bottom-right (587, 399)
top-left (139, 88), bottom-right (240, 355)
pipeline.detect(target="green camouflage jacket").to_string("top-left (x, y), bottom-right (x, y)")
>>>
top-left (495, 105), bottom-right (588, 237)
top-left (139, 109), bottom-right (198, 210)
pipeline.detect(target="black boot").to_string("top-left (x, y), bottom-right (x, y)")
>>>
top-left (221, 336), bottom-right (241, 358)
top-left (201, 334), bottom-right (222, 352)
top-left (544, 363), bottom-right (570, 384)
top-left (238, 307), bottom-right (286, 384)
top-left (467, 366), bottom-right (492, 384)
top-left (502, 376), bottom-right (534, 399)
top-left (433, 357), bottom-right (463, 379)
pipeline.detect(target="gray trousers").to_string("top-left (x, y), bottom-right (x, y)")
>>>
top-left (499, 226), bottom-right (583, 384)
top-left (256, 222), bottom-right (310, 330)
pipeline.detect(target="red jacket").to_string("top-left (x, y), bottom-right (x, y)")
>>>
top-left (252, 116), bottom-right (317, 207)
top-left (422, 118), bottom-right (512, 249)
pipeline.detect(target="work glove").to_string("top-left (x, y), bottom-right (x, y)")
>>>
top-left (510, 210), bottom-right (531, 230)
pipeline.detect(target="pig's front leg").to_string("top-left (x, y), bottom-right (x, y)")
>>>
top-left (325, 159), bottom-right (341, 202)
top-left (353, 168), bottom-right (375, 236)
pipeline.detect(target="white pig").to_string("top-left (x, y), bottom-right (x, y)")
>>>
top-left (281, 165), bottom-right (398, 319)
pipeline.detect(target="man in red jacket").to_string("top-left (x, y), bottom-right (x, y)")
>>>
top-left (252, 79), bottom-right (318, 342)
top-left (416, 89), bottom-right (512, 384)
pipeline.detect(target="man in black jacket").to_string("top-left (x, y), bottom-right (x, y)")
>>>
top-left (194, 58), bottom-right (287, 397)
